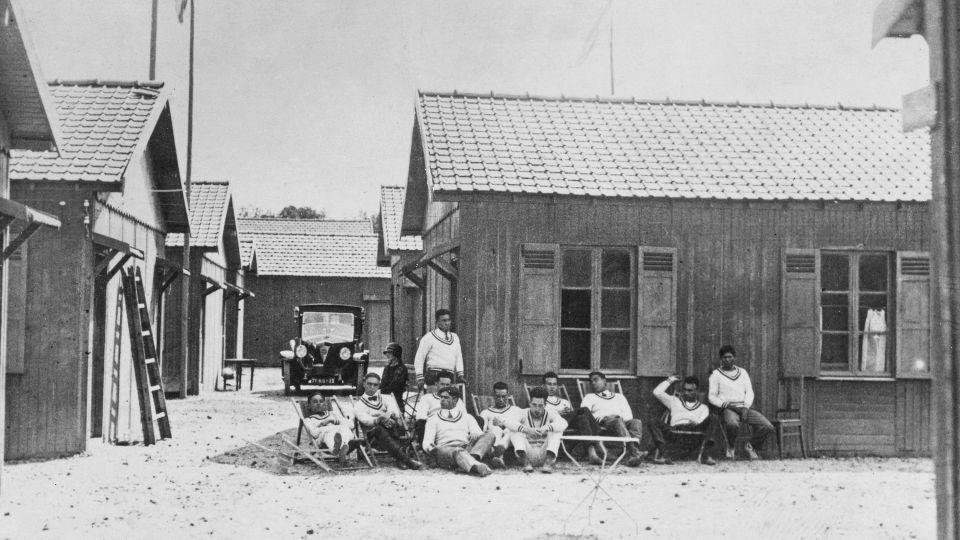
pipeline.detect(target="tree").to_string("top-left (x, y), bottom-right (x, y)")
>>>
top-left (277, 205), bottom-right (326, 219)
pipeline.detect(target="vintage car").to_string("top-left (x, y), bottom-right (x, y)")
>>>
top-left (279, 303), bottom-right (370, 395)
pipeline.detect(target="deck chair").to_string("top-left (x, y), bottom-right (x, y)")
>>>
top-left (575, 379), bottom-right (624, 401)
top-left (656, 386), bottom-right (709, 462)
top-left (471, 394), bottom-right (517, 416)
top-left (349, 394), bottom-right (421, 467)
top-left (523, 382), bottom-right (572, 405)
top-left (288, 398), bottom-right (340, 472)
top-left (331, 396), bottom-right (376, 468)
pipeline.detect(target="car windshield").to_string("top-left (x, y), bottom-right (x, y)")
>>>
top-left (301, 311), bottom-right (356, 343)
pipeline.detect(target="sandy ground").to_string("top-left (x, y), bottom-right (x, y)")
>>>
top-left (0, 367), bottom-right (936, 540)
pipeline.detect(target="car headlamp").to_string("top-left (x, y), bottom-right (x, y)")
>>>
top-left (295, 344), bottom-right (308, 359)
top-left (339, 347), bottom-right (351, 361)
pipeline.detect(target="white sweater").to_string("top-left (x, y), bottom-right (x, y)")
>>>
top-left (652, 379), bottom-right (709, 426)
top-left (504, 409), bottom-right (568, 435)
top-left (354, 392), bottom-right (401, 429)
top-left (414, 330), bottom-right (464, 383)
top-left (422, 409), bottom-right (482, 452)
top-left (708, 367), bottom-right (755, 409)
top-left (545, 396), bottom-right (572, 414)
top-left (580, 391), bottom-right (634, 421)
top-left (479, 404), bottom-right (524, 430)
top-left (414, 392), bottom-right (466, 420)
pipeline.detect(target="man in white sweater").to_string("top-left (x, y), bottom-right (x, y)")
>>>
top-left (301, 392), bottom-right (354, 465)
top-left (707, 345), bottom-right (774, 460)
top-left (413, 371), bottom-right (467, 445)
top-left (422, 385), bottom-right (494, 477)
top-left (580, 371), bottom-right (644, 467)
top-left (478, 381), bottom-right (524, 468)
top-left (414, 309), bottom-right (465, 390)
top-left (354, 373), bottom-right (424, 470)
top-left (505, 386), bottom-right (568, 473)
top-left (649, 375), bottom-right (718, 465)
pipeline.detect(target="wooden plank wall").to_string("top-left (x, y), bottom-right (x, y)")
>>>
top-left (241, 276), bottom-right (391, 367)
top-left (390, 253), bottom-right (424, 367)
top-left (198, 256), bottom-right (226, 393)
top-left (453, 198), bottom-right (931, 454)
top-left (4, 187), bottom-right (88, 460)
top-left (420, 207), bottom-right (460, 340)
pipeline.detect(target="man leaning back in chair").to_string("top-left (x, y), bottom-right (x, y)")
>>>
top-left (354, 373), bottom-right (424, 470)
top-left (302, 392), bottom-right (354, 465)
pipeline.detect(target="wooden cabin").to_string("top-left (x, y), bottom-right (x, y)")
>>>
top-left (6, 80), bottom-right (190, 459)
top-left (0, 0), bottom-right (63, 483)
top-left (238, 218), bottom-right (391, 366)
top-left (378, 186), bottom-right (424, 363)
top-left (163, 181), bottom-right (250, 395)
top-left (401, 91), bottom-right (932, 457)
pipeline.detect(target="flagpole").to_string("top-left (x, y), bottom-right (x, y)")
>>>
top-left (609, 17), bottom-right (615, 95)
top-left (149, 0), bottom-right (159, 79)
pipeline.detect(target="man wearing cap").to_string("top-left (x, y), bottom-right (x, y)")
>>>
top-left (414, 308), bottom-right (465, 391)
top-left (380, 342), bottom-right (409, 411)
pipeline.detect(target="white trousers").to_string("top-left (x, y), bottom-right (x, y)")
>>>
top-left (313, 423), bottom-right (354, 449)
top-left (510, 431), bottom-right (561, 466)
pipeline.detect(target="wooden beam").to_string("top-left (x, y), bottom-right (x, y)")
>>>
top-left (105, 253), bottom-right (133, 281)
top-left (402, 267), bottom-right (426, 290)
top-left (91, 233), bottom-right (144, 260)
top-left (399, 239), bottom-right (460, 276)
top-left (427, 258), bottom-right (458, 282)
top-left (158, 271), bottom-right (181, 294)
top-left (0, 222), bottom-right (40, 261)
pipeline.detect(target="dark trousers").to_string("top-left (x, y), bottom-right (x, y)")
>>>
top-left (560, 407), bottom-right (602, 454)
top-left (648, 414), bottom-right (720, 457)
top-left (721, 408), bottom-right (774, 453)
top-left (365, 425), bottom-right (415, 467)
top-left (414, 419), bottom-right (426, 445)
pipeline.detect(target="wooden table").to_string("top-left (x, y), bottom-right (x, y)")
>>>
top-left (224, 358), bottom-right (256, 391)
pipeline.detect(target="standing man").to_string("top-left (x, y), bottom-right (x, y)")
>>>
top-left (414, 308), bottom-right (465, 391)
top-left (649, 375), bottom-right (718, 465)
top-left (380, 342), bottom-right (409, 412)
top-left (708, 345), bottom-right (774, 460)
top-left (354, 373), bottom-right (424, 470)
top-left (507, 386), bottom-right (568, 473)
top-left (422, 386), bottom-right (495, 477)
top-left (580, 371), bottom-right (645, 467)
top-left (478, 381), bottom-right (524, 468)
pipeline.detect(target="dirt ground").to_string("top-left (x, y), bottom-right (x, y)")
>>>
top-left (0, 367), bottom-right (936, 539)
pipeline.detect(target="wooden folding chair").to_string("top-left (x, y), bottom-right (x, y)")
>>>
top-left (575, 379), bottom-right (624, 401)
top-left (772, 377), bottom-right (807, 459)
top-left (332, 396), bottom-right (376, 468)
top-left (656, 386), bottom-right (709, 462)
top-left (351, 394), bottom-right (421, 466)
top-left (288, 398), bottom-right (337, 473)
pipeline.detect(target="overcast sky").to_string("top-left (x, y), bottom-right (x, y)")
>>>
top-left (20, 0), bottom-right (929, 218)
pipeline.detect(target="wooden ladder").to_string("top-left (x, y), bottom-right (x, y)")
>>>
top-left (122, 266), bottom-right (172, 444)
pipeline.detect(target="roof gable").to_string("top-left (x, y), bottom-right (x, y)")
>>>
top-left (379, 185), bottom-right (422, 254)
top-left (245, 233), bottom-right (389, 278)
top-left (410, 91), bottom-right (931, 208)
top-left (237, 218), bottom-right (373, 236)
top-left (167, 181), bottom-right (231, 248)
top-left (0, 0), bottom-right (61, 150)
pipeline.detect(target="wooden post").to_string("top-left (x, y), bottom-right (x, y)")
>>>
top-left (929, 0), bottom-right (960, 535)
top-left (180, 0), bottom-right (196, 398)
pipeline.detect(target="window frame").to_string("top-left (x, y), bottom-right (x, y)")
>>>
top-left (819, 249), bottom-right (894, 377)
top-left (558, 245), bottom-right (636, 375)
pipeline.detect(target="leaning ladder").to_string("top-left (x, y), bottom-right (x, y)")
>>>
top-left (122, 266), bottom-right (172, 444)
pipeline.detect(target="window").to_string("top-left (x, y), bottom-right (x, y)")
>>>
top-left (819, 251), bottom-right (891, 375)
top-left (560, 247), bottom-right (633, 371)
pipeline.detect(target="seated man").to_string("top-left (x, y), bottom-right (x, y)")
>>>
top-left (301, 392), bottom-right (354, 465)
top-left (422, 386), bottom-right (495, 477)
top-left (543, 371), bottom-right (601, 458)
top-left (649, 375), bottom-right (718, 466)
top-left (580, 371), bottom-right (644, 467)
top-left (413, 371), bottom-right (467, 445)
top-left (354, 373), bottom-right (424, 470)
top-left (478, 381), bottom-right (524, 469)
top-left (708, 345), bottom-right (774, 460)
top-left (506, 386), bottom-right (568, 473)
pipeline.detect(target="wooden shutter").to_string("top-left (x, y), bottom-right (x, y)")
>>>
top-left (896, 251), bottom-right (931, 379)
top-left (518, 243), bottom-right (559, 374)
top-left (636, 247), bottom-right (677, 376)
top-left (781, 248), bottom-right (820, 377)
top-left (5, 241), bottom-right (27, 374)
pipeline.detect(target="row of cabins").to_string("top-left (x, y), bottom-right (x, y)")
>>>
top-left (381, 91), bottom-right (933, 457)
top-left (0, 0), bottom-right (256, 479)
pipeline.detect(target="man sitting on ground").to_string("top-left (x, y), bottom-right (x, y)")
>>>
top-left (354, 373), bottom-right (424, 470)
top-left (413, 371), bottom-right (467, 445)
top-left (478, 381), bottom-right (524, 469)
top-left (708, 345), bottom-right (774, 460)
top-left (422, 386), bottom-right (495, 477)
top-left (506, 386), bottom-right (568, 473)
top-left (649, 375), bottom-right (718, 466)
top-left (301, 392), bottom-right (353, 465)
top-left (580, 371), bottom-right (644, 467)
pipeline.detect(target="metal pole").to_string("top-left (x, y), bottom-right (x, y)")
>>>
top-left (148, 0), bottom-right (158, 79)
top-left (608, 18), bottom-right (614, 96)
top-left (932, 0), bottom-right (960, 535)
top-left (179, 0), bottom-right (195, 398)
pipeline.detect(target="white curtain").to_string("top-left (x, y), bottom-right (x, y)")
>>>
top-left (860, 309), bottom-right (887, 372)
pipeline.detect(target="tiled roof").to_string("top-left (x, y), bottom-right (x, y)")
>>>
top-left (166, 181), bottom-right (230, 248)
top-left (239, 239), bottom-right (255, 268)
top-left (415, 91), bottom-right (931, 202)
top-left (246, 234), bottom-right (390, 278)
top-left (379, 186), bottom-right (422, 251)
top-left (237, 218), bottom-right (373, 236)
top-left (11, 80), bottom-right (166, 183)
